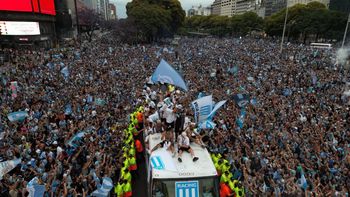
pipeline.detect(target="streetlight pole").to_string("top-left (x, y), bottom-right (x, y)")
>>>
top-left (342, 13), bottom-right (350, 48)
top-left (280, 3), bottom-right (289, 54)
top-left (74, 0), bottom-right (80, 36)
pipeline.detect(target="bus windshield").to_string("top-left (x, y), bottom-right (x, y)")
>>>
top-left (152, 177), bottom-right (218, 197)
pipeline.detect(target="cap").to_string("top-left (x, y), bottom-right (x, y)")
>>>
top-left (52, 141), bottom-right (58, 145)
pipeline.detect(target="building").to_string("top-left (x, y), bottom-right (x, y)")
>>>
top-left (55, 0), bottom-right (79, 39)
top-left (329, 0), bottom-right (350, 13)
top-left (80, 0), bottom-right (110, 20)
top-left (0, 0), bottom-right (56, 48)
top-left (287, 0), bottom-right (330, 7)
top-left (210, 0), bottom-right (256, 17)
top-left (211, 0), bottom-right (222, 15)
top-left (234, 0), bottom-right (255, 15)
top-left (187, 5), bottom-right (212, 16)
top-left (254, 0), bottom-right (266, 18)
top-left (109, 3), bottom-right (117, 20)
top-left (99, 0), bottom-right (110, 20)
top-left (265, 0), bottom-right (287, 16)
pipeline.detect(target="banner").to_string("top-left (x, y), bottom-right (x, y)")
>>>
top-left (0, 158), bottom-right (21, 180)
top-left (191, 95), bottom-right (213, 123)
top-left (208, 100), bottom-right (227, 120)
top-left (27, 177), bottom-right (46, 197)
top-left (7, 111), bottom-right (28, 122)
top-left (151, 59), bottom-right (188, 91)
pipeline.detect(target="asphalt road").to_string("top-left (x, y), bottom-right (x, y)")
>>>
top-left (132, 147), bottom-right (148, 197)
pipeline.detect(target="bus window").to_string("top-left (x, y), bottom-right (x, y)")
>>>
top-left (152, 177), bottom-right (218, 197)
top-left (153, 181), bottom-right (168, 197)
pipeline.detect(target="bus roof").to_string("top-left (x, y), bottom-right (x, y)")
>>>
top-left (148, 133), bottom-right (217, 179)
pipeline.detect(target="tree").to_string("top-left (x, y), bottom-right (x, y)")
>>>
top-left (78, 8), bottom-right (102, 42)
top-left (231, 12), bottom-right (264, 36)
top-left (113, 18), bottom-right (138, 44)
top-left (127, 2), bottom-right (171, 42)
top-left (126, 0), bottom-right (185, 42)
top-left (264, 2), bottom-right (347, 42)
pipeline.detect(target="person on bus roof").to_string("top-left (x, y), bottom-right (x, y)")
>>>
top-left (177, 132), bottom-right (199, 162)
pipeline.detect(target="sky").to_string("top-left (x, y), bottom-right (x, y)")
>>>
top-left (110, 0), bottom-right (214, 19)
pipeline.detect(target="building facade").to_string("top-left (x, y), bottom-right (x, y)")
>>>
top-left (265, 0), bottom-right (287, 16)
top-left (0, 0), bottom-right (56, 48)
top-left (187, 5), bottom-right (211, 16)
top-left (234, 0), bottom-right (255, 15)
top-left (80, 0), bottom-right (110, 20)
top-left (211, 0), bottom-right (222, 15)
top-left (109, 3), bottom-right (117, 20)
top-left (55, 0), bottom-right (79, 39)
top-left (329, 0), bottom-right (350, 13)
top-left (210, 0), bottom-right (256, 17)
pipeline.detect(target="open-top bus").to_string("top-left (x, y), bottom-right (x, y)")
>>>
top-left (146, 133), bottom-right (219, 197)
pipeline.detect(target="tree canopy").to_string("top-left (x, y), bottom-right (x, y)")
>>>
top-left (184, 12), bottom-right (264, 37)
top-left (126, 0), bottom-right (185, 42)
top-left (265, 2), bottom-right (347, 42)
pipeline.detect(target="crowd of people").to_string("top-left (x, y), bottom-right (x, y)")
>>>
top-left (0, 34), bottom-right (349, 197)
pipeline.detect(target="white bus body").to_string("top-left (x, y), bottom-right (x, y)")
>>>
top-left (310, 43), bottom-right (332, 49)
top-left (146, 133), bottom-right (219, 197)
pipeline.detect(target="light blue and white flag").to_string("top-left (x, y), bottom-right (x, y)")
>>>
top-left (95, 98), bottom-right (106, 106)
top-left (236, 108), bottom-right (247, 129)
top-left (232, 94), bottom-right (249, 108)
top-left (27, 177), bottom-right (46, 197)
top-left (64, 103), bottom-right (72, 115)
top-left (207, 100), bottom-right (227, 120)
top-left (191, 95), bottom-right (213, 123)
top-left (91, 177), bottom-right (113, 197)
top-left (60, 66), bottom-right (69, 80)
top-left (7, 111), bottom-right (28, 122)
top-left (298, 174), bottom-right (308, 190)
top-left (67, 131), bottom-right (85, 148)
top-left (199, 120), bottom-right (216, 130)
top-left (0, 158), bottom-right (21, 179)
top-left (151, 59), bottom-right (188, 91)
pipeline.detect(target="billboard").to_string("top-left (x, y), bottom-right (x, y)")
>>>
top-left (0, 0), bottom-right (56, 15)
top-left (0, 21), bottom-right (41, 36)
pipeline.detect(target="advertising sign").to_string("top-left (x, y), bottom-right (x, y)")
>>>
top-left (0, 21), bottom-right (40, 36)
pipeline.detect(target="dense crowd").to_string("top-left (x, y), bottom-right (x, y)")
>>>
top-left (0, 35), bottom-right (349, 197)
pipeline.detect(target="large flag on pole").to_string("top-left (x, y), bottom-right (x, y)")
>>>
top-left (191, 95), bottom-right (213, 123)
top-left (151, 59), bottom-right (188, 91)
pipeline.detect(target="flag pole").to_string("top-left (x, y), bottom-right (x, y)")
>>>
top-left (280, 3), bottom-right (289, 54)
top-left (342, 13), bottom-right (350, 48)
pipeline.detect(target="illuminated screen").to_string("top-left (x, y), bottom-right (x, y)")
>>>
top-left (0, 0), bottom-right (56, 15)
top-left (39, 0), bottom-right (56, 15)
top-left (0, 21), bottom-right (41, 35)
